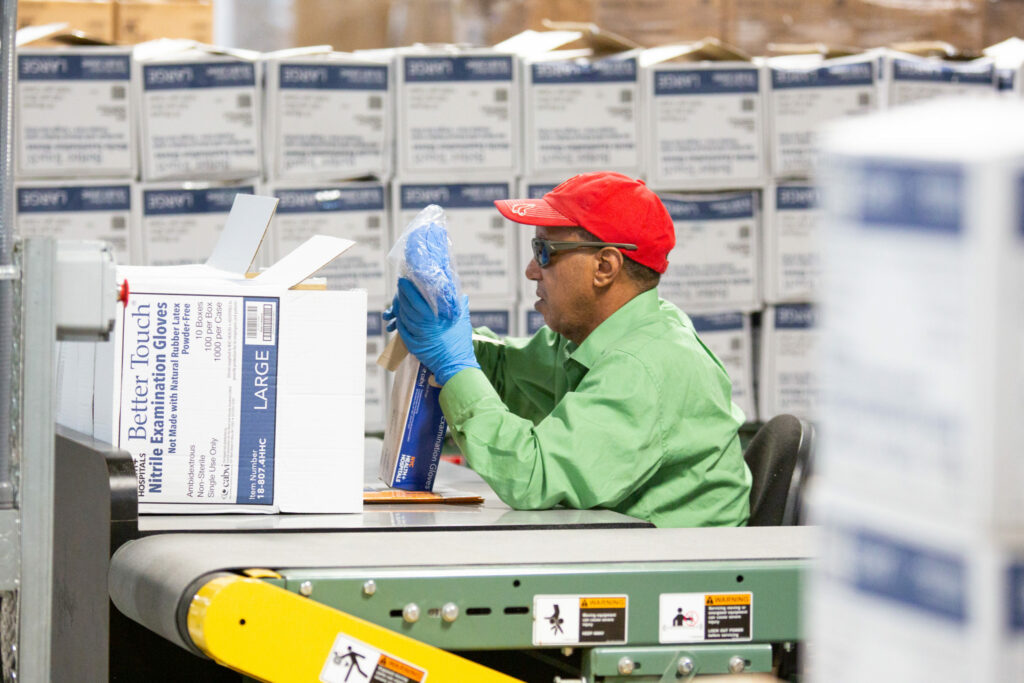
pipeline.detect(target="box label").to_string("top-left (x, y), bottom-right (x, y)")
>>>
top-left (532, 595), bottom-right (628, 646)
top-left (659, 192), bottom-right (758, 310)
top-left (651, 67), bottom-right (763, 185)
top-left (320, 632), bottom-right (427, 683)
top-left (142, 185), bottom-right (255, 266)
top-left (527, 57), bottom-right (639, 173)
top-left (399, 55), bottom-right (515, 172)
top-left (118, 294), bottom-right (278, 505)
top-left (17, 53), bottom-right (133, 175)
top-left (469, 310), bottom-right (510, 335)
top-left (769, 59), bottom-right (876, 176)
top-left (141, 60), bottom-right (259, 179)
top-left (889, 58), bottom-right (995, 107)
top-left (274, 63), bottom-right (388, 178)
top-left (659, 592), bottom-right (753, 643)
top-left (16, 184), bottom-right (132, 264)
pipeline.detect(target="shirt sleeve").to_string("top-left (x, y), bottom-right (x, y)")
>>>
top-left (471, 327), bottom-right (563, 421)
top-left (439, 352), bottom-right (666, 512)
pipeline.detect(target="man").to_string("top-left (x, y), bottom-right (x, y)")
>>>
top-left (387, 171), bottom-right (751, 527)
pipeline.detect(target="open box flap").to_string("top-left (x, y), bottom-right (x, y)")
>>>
top-left (205, 194), bottom-right (279, 275)
top-left (251, 235), bottom-right (355, 289)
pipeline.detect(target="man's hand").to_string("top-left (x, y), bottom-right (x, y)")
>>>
top-left (383, 278), bottom-right (479, 385)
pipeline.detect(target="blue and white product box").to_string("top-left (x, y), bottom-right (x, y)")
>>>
top-left (643, 46), bottom-right (766, 190)
top-left (379, 348), bottom-right (446, 491)
top-left (56, 195), bottom-right (367, 513)
top-left (764, 183), bottom-right (822, 303)
top-left (522, 52), bottom-right (643, 177)
top-left (808, 491), bottom-right (1024, 683)
top-left (519, 305), bottom-right (547, 336)
top-left (515, 179), bottom-right (560, 304)
top-left (469, 301), bottom-right (516, 337)
top-left (134, 181), bottom-right (257, 265)
top-left (884, 52), bottom-right (996, 108)
top-left (395, 49), bottom-right (519, 178)
top-left (135, 44), bottom-right (262, 181)
top-left (365, 312), bottom-right (386, 434)
top-left (393, 180), bottom-right (517, 300)
top-left (758, 303), bottom-right (819, 421)
top-left (16, 47), bottom-right (136, 178)
top-left (818, 100), bottom-right (1024, 528)
top-left (985, 38), bottom-right (1024, 99)
top-left (690, 312), bottom-right (756, 422)
top-left (264, 53), bottom-right (391, 182)
top-left (15, 181), bottom-right (134, 265)
top-left (766, 53), bottom-right (878, 178)
top-left (264, 181), bottom-right (389, 302)
top-left (658, 190), bottom-right (761, 312)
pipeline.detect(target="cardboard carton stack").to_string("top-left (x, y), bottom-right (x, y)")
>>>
top-left (811, 98), bottom-right (1024, 683)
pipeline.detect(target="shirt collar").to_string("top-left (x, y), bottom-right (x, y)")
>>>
top-left (566, 289), bottom-right (661, 370)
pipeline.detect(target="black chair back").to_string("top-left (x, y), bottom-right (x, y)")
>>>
top-left (743, 414), bottom-right (814, 526)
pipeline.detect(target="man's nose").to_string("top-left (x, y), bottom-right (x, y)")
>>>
top-left (525, 256), bottom-right (541, 281)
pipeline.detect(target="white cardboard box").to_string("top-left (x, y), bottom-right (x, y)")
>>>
top-left (365, 310), bottom-right (386, 434)
top-left (690, 311), bottom-right (756, 422)
top-left (808, 490), bottom-right (1024, 683)
top-left (392, 179), bottom-right (517, 300)
top-left (763, 182), bottom-right (822, 303)
top-left (395, 48), bottom-right (519, 178)
top-left (135, 42), bottom-right (262, 181)
top-left (758, 303), bottom-right (819, 421)
top-left (766, 53), bottom-right (878, 178)
top-left (57, 194), bottom-right (367, 513)
top-left (658, 190), bottom-right (762, 312)
top-left (264, 52), bottom-right (391, 182)
top-left (643, 45), bottom-right (766, 190)
top-left (15, 180), bottom-right (135, 265)
top-left (470, 299), bottom-right (517, 337)
top-left (522, 52), bottom-right (643, 177)
top-left (986, 38), bottom-right (1024, 98)
top-left (16, 47), bottom-right (136, 179)
top-left (135, 180), bottom-right (258, 265)
top-left (818, 99), bottom-right (1024, 529)
top-left (263, 181), bottom-right (389, 302)
top-left (885, 52), bottom-right (996, 108)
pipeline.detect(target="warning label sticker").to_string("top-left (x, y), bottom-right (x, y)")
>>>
top-left (532, 595), bottom-right (629, 646)
top-left (320, 633), bottom-right (427, 683)
top-left (658, 592), bottom-right (753, 644)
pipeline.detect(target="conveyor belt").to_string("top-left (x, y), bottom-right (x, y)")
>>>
top-left (109, 525), bottom-right (814, 652)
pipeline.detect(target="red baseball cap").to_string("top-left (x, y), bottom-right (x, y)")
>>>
top-left (494, 171), bottom-right (675, 273)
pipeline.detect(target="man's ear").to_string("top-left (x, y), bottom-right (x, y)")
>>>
top-left (592, 247), bottom-right (624, 289)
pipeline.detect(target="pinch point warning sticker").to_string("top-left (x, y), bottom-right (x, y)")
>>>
top-left (659, 592), bottom-right (753, 644)
top-left (532, 594), bottom-right (628, 646)
top-left (320, 632), bottom-right (427, 683)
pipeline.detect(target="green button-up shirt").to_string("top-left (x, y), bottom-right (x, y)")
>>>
top-left (439, 290), bottom-right (752, 528)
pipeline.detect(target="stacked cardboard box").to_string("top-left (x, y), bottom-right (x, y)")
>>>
top-left (810, 98), bottom-right (1024, 682)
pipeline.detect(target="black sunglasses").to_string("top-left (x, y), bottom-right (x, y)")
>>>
top-left (531, 238), bottom-right (638, 268)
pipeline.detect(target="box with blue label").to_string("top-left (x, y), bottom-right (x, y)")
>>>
top-left (134, 180), bottom-right (258, 265)
top-left (15, 180), bottom-right (135, 266)
top-left (817, 99), bottom-right (1024, 529)
top-left (809, 491), bottom-right (1024, 683)
top-left (57, 194), bottom-right (367, 513)
top-left (134, 42), bottom-right (262, 182)
top-left (264, 51), bottom-right (391, 182)
top-left (758, 303), bottom-right (819, 421)
top-left (641, 40), bottom-right (767, 191)
top-left (657, 190), bottom-right (762, 313)
top-left (691, 312), bottom-right (756, 423)
top-left (394, 47), bottom-right (520, 178)
top-left (262, 180), bottom-right (389, 303)
top-left (883, 50), bottom-right (996, 108)
top-left (765, 52), bottom-right (879, 178)
top-left (498, 27), bottom-right (642, 178)
top-left (764, 182), bottom-right (822, 303)
top-left (16, 46), bottom-right (136, 178)
top-left (515, 178), bottom-right (560, 305)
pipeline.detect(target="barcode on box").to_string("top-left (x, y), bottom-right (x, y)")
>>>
top-left (245, 300), bottom-right (277, 346)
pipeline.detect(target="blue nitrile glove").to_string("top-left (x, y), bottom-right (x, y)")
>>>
top-left (394, 277), bottom-right (479, 385)
top-left (403, 221), bottom-right (460, 319)
top-left (382, 293), bottom-right (399, 333)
